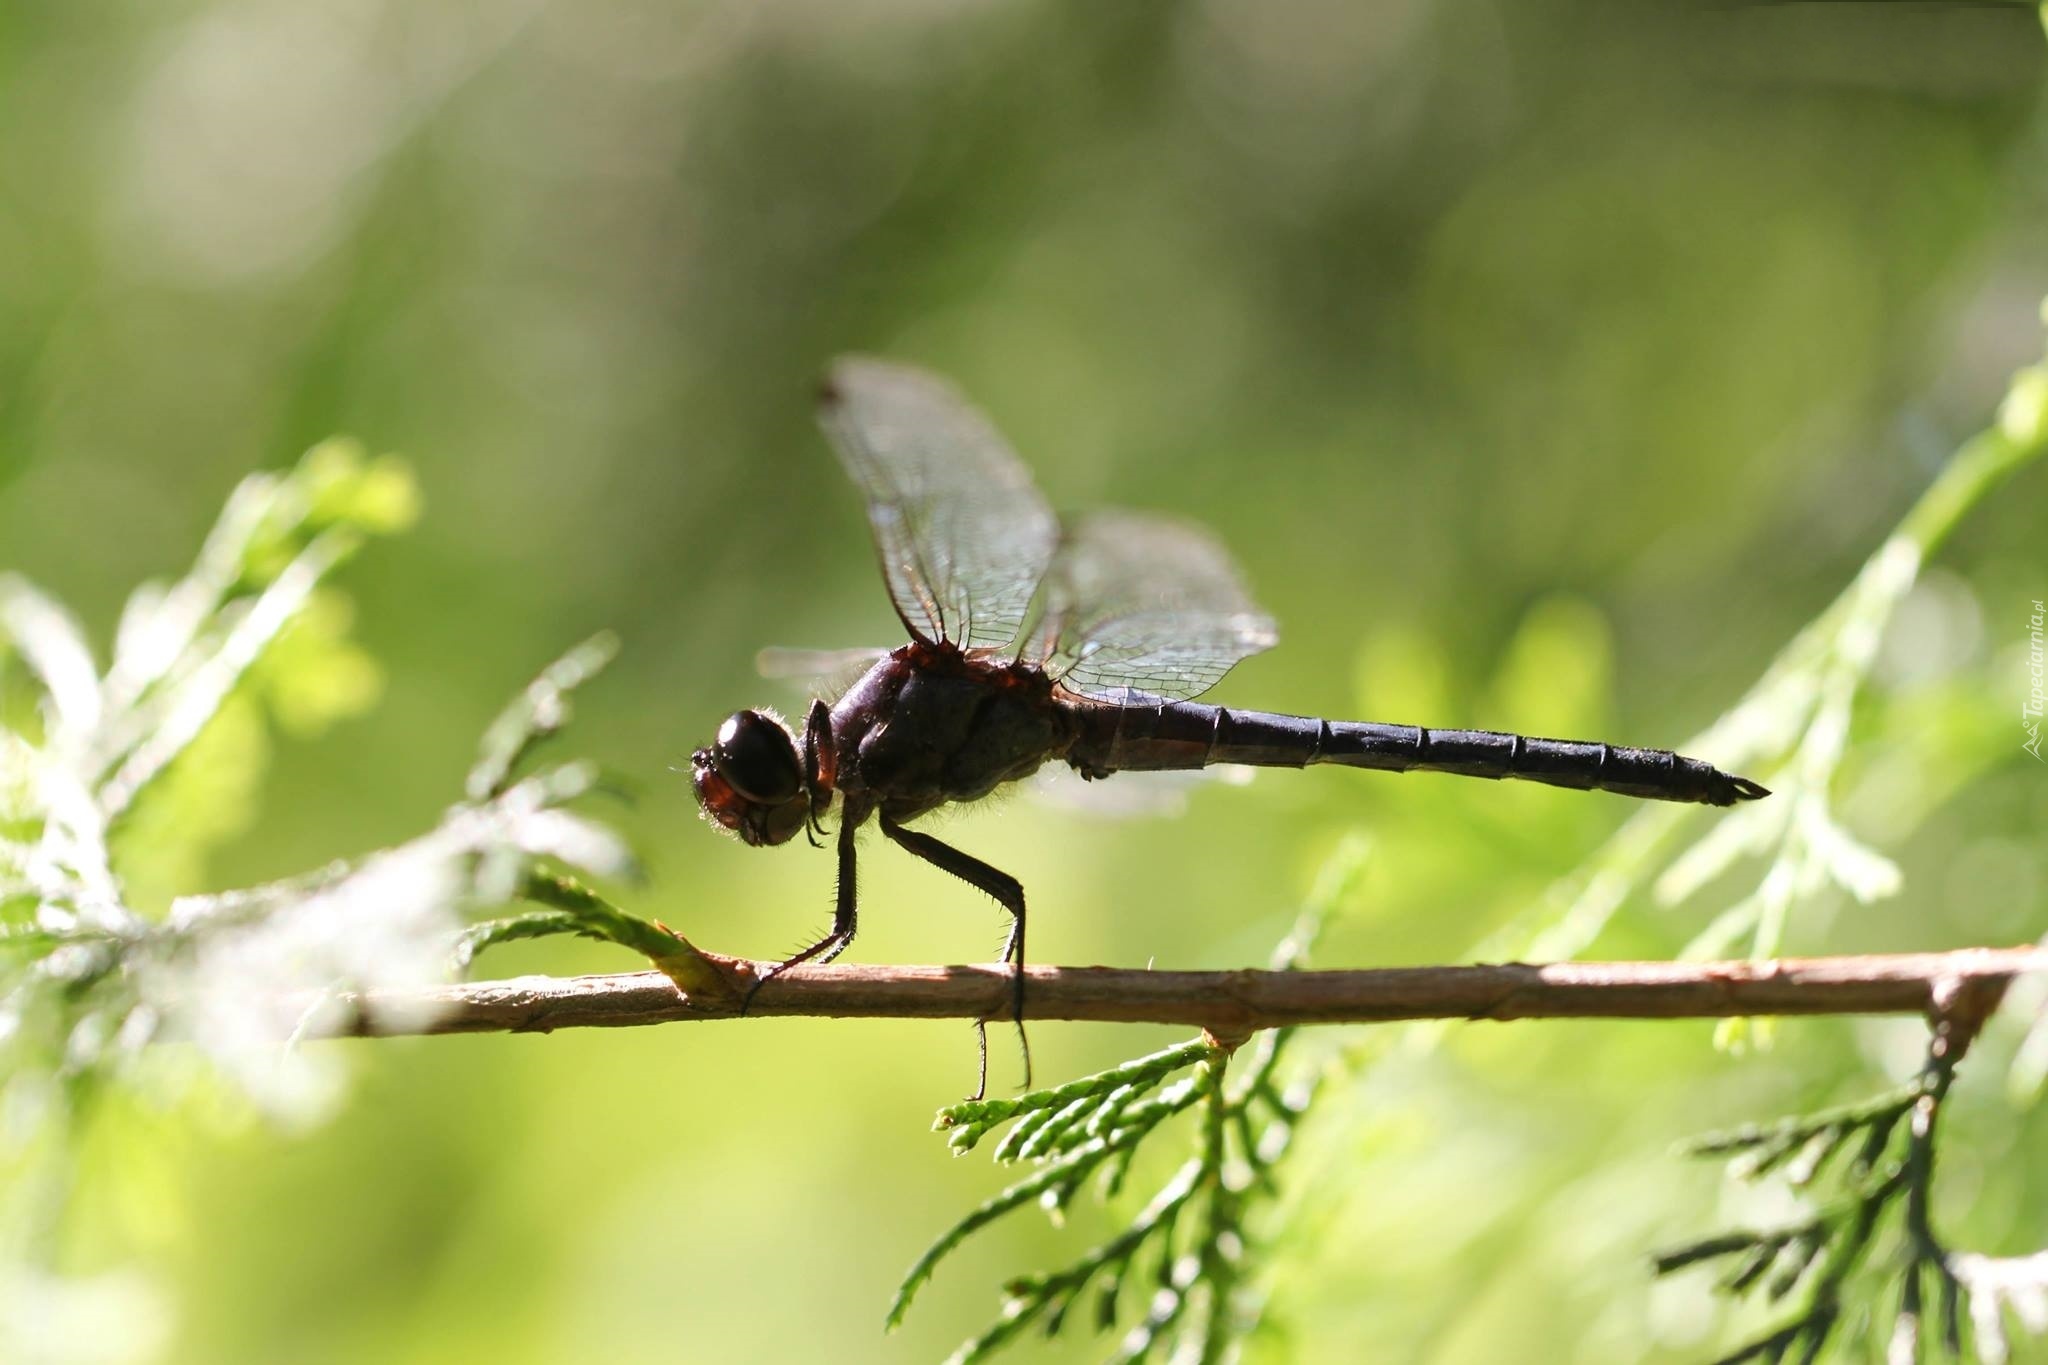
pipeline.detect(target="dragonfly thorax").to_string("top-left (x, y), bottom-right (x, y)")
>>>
top-left (826, 642), bottom-right (1074, 822)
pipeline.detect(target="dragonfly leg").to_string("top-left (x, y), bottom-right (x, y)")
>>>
top-left (879, 814), bottom-right (1032, 1095)
top-left (742, 813), bottom-right (859, 1014)
top-left (798, 699), bottom-right (835, 848)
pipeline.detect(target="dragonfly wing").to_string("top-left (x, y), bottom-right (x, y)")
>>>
top-left (1027, 762), bottom-right (1256, 820)
top-left (754, 645), bottom-right (893, 701)
top-left (1037, 510), bottom-right (1277, 703)
top-left (817, 358), bottom-right (1058, 651)
top-left (755, 645), bottom-right (893, 682)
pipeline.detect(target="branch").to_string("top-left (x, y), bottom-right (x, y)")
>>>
top-left (328, 946), bottom-right (2047, 1039)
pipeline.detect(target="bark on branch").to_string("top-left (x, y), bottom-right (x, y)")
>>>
top-left (330, 946), bottom-right (2048, 1040)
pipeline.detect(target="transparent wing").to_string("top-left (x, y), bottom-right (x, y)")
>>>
top-left (1035, 510), bottom-right (1278, 703)
top-left (818, 357), bottom-right (1059, 651)
top-left (1028, 763), bottom-right (1255, 820)
top-left (754, 645), bottom-right (891, 708)
top-left (754, 645), bottom-right (893, 685)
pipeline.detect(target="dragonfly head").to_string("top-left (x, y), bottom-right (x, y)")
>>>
top-left (692, 709), bottom-right (810, 848)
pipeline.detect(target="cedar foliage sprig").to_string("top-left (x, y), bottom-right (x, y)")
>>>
top-left (888, 844), bottom-right (1362, 1364)
top-left (1657, 984), bottom-right (2047, 1364)
top-left (0, 445), bottom-right (688, 1310)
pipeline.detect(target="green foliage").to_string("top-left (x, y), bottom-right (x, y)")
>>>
top-left (0, 446), bottom-right (682, 1359)
top-left (467, 633), bottom-right (622, 804)
top-left (457, 868), bottom-right (727, 998)
top-left (1655, 998), bottom-right (2047, 1365)
top-left (1667, 384), bottom-right (2048, 977)
top-left (893, 842), bottom-right (1363, 1362)
top-left (1453, 321), bottom-right (2048, 1055)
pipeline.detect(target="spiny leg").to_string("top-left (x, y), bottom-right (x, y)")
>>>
top-left (798, 699), bottom-right (834, 847)
top-left (879, 813), bottom-right (1031, 1096)
top-left (743, 813), bottom-right (859, 1014)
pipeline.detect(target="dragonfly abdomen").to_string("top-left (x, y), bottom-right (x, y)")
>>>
top-left (1070, 701), bottom-right (1767, 808)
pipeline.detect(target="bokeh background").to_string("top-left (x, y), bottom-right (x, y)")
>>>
top-left (4, 2), bottom-right (2047, 1361)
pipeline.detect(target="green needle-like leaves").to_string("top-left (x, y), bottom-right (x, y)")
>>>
top-left (1657, 1003), bottom-right (2043, 1364)
top-left (892, 847), bottom-right (1364, 1362)
top-left (0, 443), bottom-right (694, 1322)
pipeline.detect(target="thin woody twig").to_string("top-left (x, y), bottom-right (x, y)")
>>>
top-left (326, 946), bottom-right (2047, 1040)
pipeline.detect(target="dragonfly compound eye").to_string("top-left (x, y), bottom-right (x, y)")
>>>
top-left (711, 710), bottom-right (802, 805)
top-left (690, 752), bottom-right (747, 833)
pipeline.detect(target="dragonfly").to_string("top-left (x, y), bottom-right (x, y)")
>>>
top-left (692, 357), bottom-right (1770, 1092)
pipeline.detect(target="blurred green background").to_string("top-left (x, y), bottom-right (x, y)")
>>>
top-left (5, 2), bottom-right (2048, 1361)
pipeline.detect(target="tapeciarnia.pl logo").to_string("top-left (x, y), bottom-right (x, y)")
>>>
top-left (2026, 598), bottom-right (2045, 761)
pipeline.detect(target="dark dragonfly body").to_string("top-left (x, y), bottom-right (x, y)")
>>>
top-left (822, 640), bottom-right (1764, 818)
top-left (1068, 698), bottom-right (1766, 805)
top-left (827, 642), bottom-right (1071, 822)
top-left (692, 358), bottom-right (1768, 1094)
